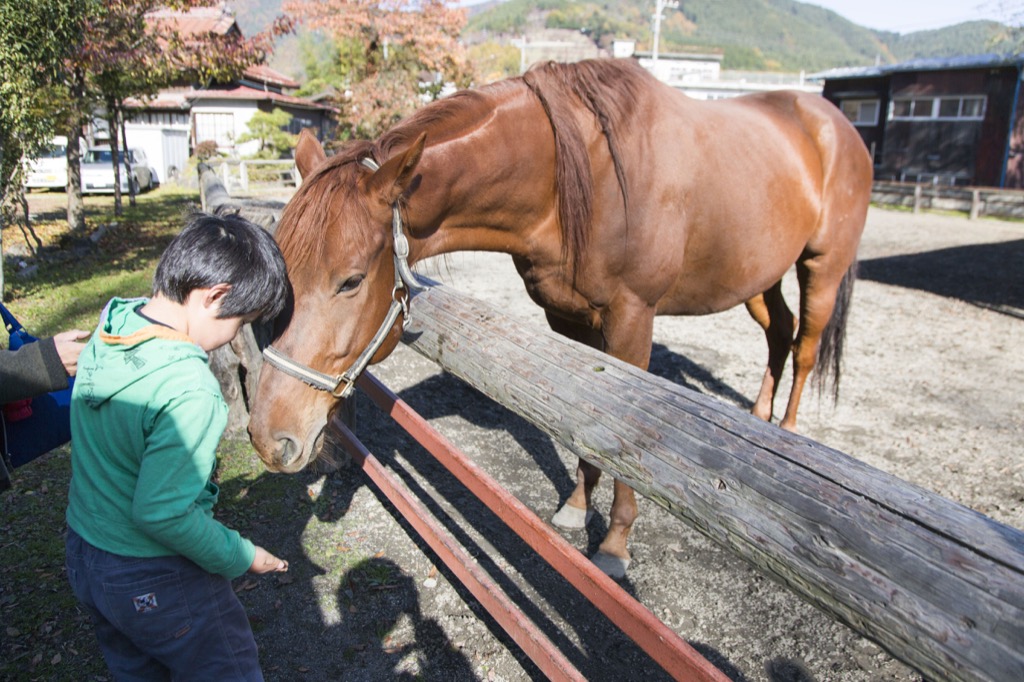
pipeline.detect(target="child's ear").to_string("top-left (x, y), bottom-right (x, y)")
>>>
top-left (203, 283), bottom-right (233, 309)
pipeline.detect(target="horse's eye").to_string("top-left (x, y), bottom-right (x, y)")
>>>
top-left (336, 275), bottom-right (364, 294)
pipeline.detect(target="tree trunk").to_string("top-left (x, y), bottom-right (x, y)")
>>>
top-left (67, 127), bottom-right (85, 232)
top-left (119, 105), bottom-right (136, 207)
top-left (66, 68), bottom-right (87, 233)
top-left (107, 103), bottom-right (122, 216)
top-left (17, 195), bottom-right (42, 254)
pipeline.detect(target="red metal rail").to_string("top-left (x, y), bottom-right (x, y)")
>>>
top-left (330, 371), bottom-right (728, 682)
top-left (332, 421), bottom-right (586, 681)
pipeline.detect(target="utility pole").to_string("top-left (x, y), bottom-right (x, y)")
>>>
top-left (511, 35), bottom-right (527, 74)
top-left (652, 0), bottom-right (679, 69)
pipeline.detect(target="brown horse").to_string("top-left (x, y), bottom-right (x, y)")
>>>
top-left (248, 58), bottom-right (872, 577)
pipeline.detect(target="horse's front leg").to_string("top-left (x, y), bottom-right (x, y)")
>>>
top-left (545, 311), bottom-right (607, 531)
top-left (548, 301), bottom-right (655, 577)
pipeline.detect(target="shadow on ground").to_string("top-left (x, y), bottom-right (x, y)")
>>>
top-left (858, 239), bottom-right (1024, 318)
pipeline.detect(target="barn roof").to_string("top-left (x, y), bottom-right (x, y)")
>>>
top-left (810, 52), bottom-right (1024, 81)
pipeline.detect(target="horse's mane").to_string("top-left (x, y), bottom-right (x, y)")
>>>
top-left (522, 58), bottom-right (648, 277)
top-left (277, 86), bottom-right (515, 265)
top-left (278, 60), bottom-right (649, 275)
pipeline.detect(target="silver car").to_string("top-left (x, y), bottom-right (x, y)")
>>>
top-left (81, 147), bottom-right (154, 195)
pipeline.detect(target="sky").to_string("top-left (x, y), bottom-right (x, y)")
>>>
top-left (807, 0), bottom-right (1019, 33)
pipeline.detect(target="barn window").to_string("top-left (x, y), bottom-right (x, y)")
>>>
top-left (891, 98), bottom-right (934, 118)
top-left (891, 95), bottom-right (987, 121)
top-left (840, 99), bottom-right (880, 126)
top-left (957, 96), bottom-right (986, 119)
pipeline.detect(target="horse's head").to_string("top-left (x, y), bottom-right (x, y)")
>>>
top-left (248, 129), bottom-right (426, 472)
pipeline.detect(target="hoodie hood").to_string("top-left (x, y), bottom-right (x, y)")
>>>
top-left (76, 297), bottom-right (207, 409)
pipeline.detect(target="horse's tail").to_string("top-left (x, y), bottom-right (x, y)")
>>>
top-left (815, 260), bottom-right (857, 403)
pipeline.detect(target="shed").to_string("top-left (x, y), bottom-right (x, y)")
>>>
top-left (813, 53), bottom-right (1024, 188)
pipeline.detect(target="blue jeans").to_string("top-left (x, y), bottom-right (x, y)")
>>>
top-left (65, 527), bottom-right (263, 681)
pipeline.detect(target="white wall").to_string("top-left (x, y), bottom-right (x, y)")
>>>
top-left (190, 100), bottom-right (262, 157)
top-left (125, 125), bottom-right (190, 183)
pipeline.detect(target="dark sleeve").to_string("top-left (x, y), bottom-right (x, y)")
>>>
top-left (0, 338), bottom-right (70, 403)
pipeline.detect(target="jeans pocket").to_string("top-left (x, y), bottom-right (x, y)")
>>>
top-left (65, 563), bottom-right (82, 601)
top-left (102, 569), bottom-right (193, 643)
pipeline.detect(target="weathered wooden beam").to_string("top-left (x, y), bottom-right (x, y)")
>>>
top-left (399, 280), bottom-right (1024, 682)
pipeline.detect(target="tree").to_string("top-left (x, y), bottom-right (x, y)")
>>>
top-left (0, 0), bottom-right (89, 292)
top-left (283, 0), bottom-right (472, 139)
top-left (78, 1), bottom-right (294, 216)
top-left (237, 109), bottom-right (298, 159)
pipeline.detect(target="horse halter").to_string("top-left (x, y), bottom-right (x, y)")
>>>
top-left (261, 157), bottom-right (425, 399)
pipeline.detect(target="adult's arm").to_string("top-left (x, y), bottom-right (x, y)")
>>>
top-left (0, 339), bottom-right (69, 403)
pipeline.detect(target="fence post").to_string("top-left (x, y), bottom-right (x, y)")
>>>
top-left (969, 190), bottom-right (981, 220)
top-left (913, 184), bottom-right (922, 214)
top-left (240, 161), bottom-right (249, 192)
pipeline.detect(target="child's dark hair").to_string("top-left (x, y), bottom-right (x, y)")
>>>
top-left (153, 211), bottom-right (288, 322)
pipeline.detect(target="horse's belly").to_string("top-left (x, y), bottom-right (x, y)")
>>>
top-left (656, 284), bottom-right (754, 316)
top-left (655, 251), bottom-right (799, 316)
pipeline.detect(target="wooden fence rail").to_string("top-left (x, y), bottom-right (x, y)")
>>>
top-left (871, 181), bottom-right (1024, 219)
top-left (399, 279), bottom-right (1024, 682)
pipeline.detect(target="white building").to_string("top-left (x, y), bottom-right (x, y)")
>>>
top-left (612, 39), bottom-right (820, 100)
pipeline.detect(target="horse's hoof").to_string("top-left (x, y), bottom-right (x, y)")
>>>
top-left (550, 504), bottom-right (595, 530)
top-left (591, 551), bottom-right (630, 578)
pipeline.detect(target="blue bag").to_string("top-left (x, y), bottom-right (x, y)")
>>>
top-left (1, 303), bottom-right (74, 468)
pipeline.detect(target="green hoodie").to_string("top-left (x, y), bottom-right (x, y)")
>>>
top-left (66, 297), bottom-right (255, 579)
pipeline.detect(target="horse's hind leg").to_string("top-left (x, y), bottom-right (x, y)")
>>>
top-left (745, 281), bottom-right (796, 423)
top-left (779, 259), bottom-right (844, 431)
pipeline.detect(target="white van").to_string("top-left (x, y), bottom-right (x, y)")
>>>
top-left (24, 136), bottom-right (71, 190)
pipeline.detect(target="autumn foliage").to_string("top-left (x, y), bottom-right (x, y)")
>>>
top-left (283, 0), bottom-right (472, 139)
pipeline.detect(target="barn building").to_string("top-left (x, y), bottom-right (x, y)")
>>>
top-left (814, 53), bottom-right (1024, 188)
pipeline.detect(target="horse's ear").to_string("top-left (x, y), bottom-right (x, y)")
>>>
top-left (370, 133), bottom-right (426, 206)
top-left (295, 129), bottom-right (327, 179)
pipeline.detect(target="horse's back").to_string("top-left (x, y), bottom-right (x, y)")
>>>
top-left (614, 84), bottom-right (871, 313)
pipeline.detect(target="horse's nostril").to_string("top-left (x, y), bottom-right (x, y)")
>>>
top-left (277, 436), bottom-right (302, 467)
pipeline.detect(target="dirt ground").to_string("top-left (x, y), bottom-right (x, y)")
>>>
top-left (228, 205), bottom-right (1023, 681)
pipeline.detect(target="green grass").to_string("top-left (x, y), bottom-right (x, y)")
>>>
top-left (4, 189), bottom-right (202, 333)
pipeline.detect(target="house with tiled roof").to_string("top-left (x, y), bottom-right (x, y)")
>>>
top-left (106, 5), bottom-right (335, 182)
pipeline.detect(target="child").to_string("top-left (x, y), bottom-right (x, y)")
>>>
top-left (65, 211), bottom-right (290, 681)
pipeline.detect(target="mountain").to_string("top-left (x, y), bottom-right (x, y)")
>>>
top-left (463, 0), bottom-right (1013, 71)
top-left (225, 0), bottom-right (1014, 77)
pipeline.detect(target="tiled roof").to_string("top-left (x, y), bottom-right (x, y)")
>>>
top-left (187, 84), bottom-right (336, 111)
top-left (243, 64), bottom-right (300, 89)
top-left (146, 6), bottom-right (238, 37)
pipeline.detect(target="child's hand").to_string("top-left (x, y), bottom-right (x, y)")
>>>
top-left (249, 546), bottom-right (289, 574)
